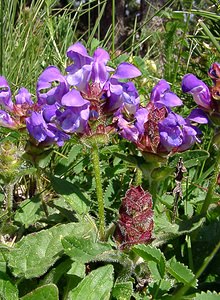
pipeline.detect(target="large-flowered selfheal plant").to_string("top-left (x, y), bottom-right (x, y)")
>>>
top-left (0, 42), bottom-right (209, 245)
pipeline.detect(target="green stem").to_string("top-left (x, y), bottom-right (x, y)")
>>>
top-left (91, 143), bottom-right (105, 240)
top-left (5, 183), bottom-right (13, 215)
top-left (134, 168), bottom-right (142, 186)
top-left (200, 150), bottom-right (220, 214)
top-left (36, 170), bottom-right (48, 217)
top-left (172, 240), bottom-right (220, 299)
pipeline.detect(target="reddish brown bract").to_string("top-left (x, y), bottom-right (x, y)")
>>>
top-left (114, 186), bottom-right (154, 249)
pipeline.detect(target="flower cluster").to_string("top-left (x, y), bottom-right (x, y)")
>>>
top-left (0, 77), bottom-right (38, 129)
top-left (0, 42), bottom-right (207, 154)
top-left (114, 186), bottom-right (154, 249)
top-left (115, 79), bottom-right (204, 155)
top-left (182, 62), bottom-right (220, 125)
top-left (0, 42), bottom-right (142, 146)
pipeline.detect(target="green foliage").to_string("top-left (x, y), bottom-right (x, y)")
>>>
top-left (68, 265), bottom-right (114, 300)
top-left (8, 221), bottom-right (96, 278)
top-left (20, 284), bottom-right (59, 300)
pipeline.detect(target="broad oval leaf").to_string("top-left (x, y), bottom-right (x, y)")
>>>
top-left (62, 236), bottom-right (112, 263)
top-left (0, 274), bottom-right (19, 300)
top-left (8, 222), bottom-right (96, 279)
top-left (68, 265), bottom-right (114, 300)
top-left (20, 284), bottom-right (59, 300)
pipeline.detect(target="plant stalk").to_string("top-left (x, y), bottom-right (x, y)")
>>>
top-left (91, 143), bottom-right (105, 240)
top-left (5, 183), bottom-right (13, 215)
top-left (200, 150), bottom-right (220, 214)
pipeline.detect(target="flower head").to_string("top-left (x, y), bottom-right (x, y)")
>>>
top-left (114, 186), bottom-right (154, 249)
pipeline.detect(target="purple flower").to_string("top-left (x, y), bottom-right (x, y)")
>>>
top-left (116, 115), bottom-right (139, 142)
top-left (56, 89), bottom-right (90, 133)
top-left (150, 79), bottom-right (182, 107)
top-left (26, 112), bottom-right (56, 143)
top-left (188, 108), bottom-right (209, 124)
top-left (0, 76), bottom-right (13, 111)
top-left (0, 110), bottom-right (16, 128)
top-left (57, 106), bottom-right (90, 134)
top-left (182, 74), bottom-right (211, 110)
top-left (159, 112), bottom-right (199, 152)
top-left (37, 66), bottom-right (69, 105)
top-left (15, 87), bottom-right (33, 105)
top-left (66, 42), bottom-right (113, 94)
top-left (26, 111), bottom-right (70, 146)
top-left (208, 62), bottom-right (220, 82)
top-left (105, 81), bottom-right (140, 114)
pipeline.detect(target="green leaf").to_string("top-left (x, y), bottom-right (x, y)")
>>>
top-left (68, 265), bottom-right (114, 300)
top-left (61, 194), bottom-right (89, 215)
top-left (112, 282), bottom-right (133, 300)
top-left (166, 257), bottom-right (197, 288)
top-left (67, 261), bottom-right (85, 278)
top-left (0, 273), bottom-right (19, 300)
top-left (169, 150), bottom-right (209, 168)
top-left (14, 196), bottom-right (44, 228)
top-left (62, 236), bottom-right (112, 263)
top-left (194, 291), bottom-right (220, 299)
top-left (36, 149), bottom-right (53, 169)
top-left (68, 144), bottom-right (83, 165)
top-left (41, 258), bottom-right (73, 285)
top-left (8, 222), bottom-right (96, 279)
top-left (49, 175), bottom-right (90, 215)
top-left (133, 245), bottom-right (166, 278)
top-left (20, 284), bottom-right (59, 300)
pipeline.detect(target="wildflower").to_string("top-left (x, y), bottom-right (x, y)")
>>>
top-left (114, 186), bottom-right (154, 249)
top-left (26, 111), bottom-right (69, 146)
top-left (66, 42), bottom-right (112, 95)
top-left (151, 79), bottom-right (182, 107)
top-left (37, 66), bottom-right (69, 105)
top-left (0, 76), bottom-right (13, 111)
top-left (182, 74), bottom-right (211, 110)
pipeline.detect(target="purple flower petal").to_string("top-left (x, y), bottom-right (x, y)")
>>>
top-left (188, 108), bottom-right (209, 124)
top-left (15, 87), bottom-right (33, 105)
top-left (151, 79), bottom-right (182, 107)
top-left (135, 108), bottom-right (149, 134)
top-left (37, 66), bottom-right (69, 105)
top-left (117, 115), bottom-right (139, 142)
top-left (0, 76), bottom-right (13, 110)
top-left (113, 62), bottom-right (141, 79)
top-left (0, 110), bottom-right (16, 128)
top-left (61, 89), bottom-right (90, 108)
top-left (182, 74), bottom-right (211, 110)
top-left (26, 112), bottom-right (55, 143)
top-left (93, 48), bottom-right (110, 64)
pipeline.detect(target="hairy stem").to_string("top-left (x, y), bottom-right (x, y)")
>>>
top-left (91, 143), bottom-right (105, 240)
top-left (5, 183), bottom-right (13, 215)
